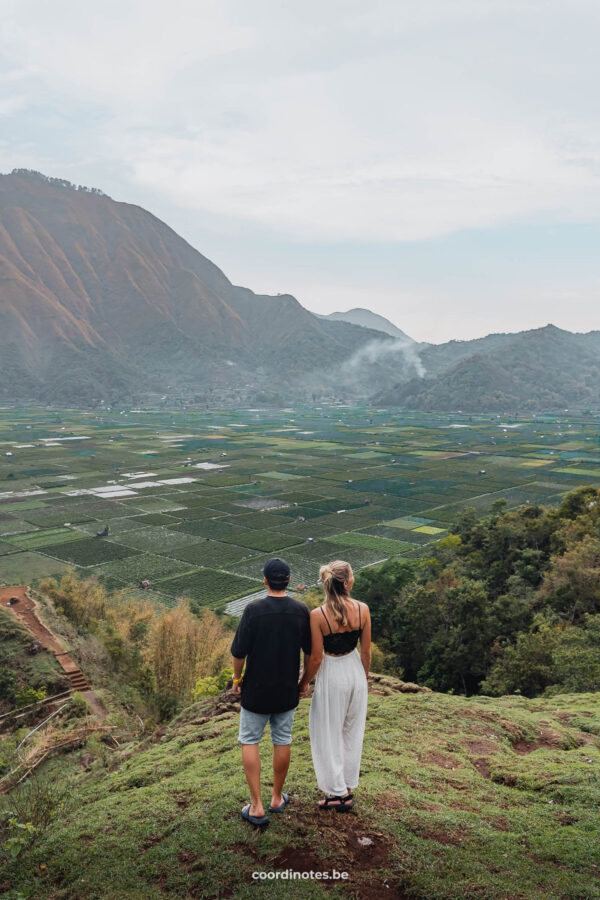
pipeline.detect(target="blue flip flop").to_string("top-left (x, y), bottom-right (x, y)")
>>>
top-left (268, 792), bottom-right (290, 813)
top-left (241, 804), bottom-right (269, 828)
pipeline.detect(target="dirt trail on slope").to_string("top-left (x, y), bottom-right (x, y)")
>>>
top-left (1, 585), bottom-right (106, 719)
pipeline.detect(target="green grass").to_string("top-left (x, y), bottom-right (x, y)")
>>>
top-left (2, 684), bottom-right (599, 898)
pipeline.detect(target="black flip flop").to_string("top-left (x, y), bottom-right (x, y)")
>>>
top-left (268, 791), bottom-right (290, 813)
top-left (241, 804), bottom-right (269, 828)
top-left (318, 793), bottom-right (354, 812)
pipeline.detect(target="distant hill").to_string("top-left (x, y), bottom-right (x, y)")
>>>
top-left (375, 324), bottom-right (600, 412)
top-left (318, 307), bottom-right (414, 342)
top-left (0, 170), bottom-right (414, 406)
top-left (3, 170), bottom-right (599, 412)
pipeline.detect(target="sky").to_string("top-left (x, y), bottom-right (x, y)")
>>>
top-left (1, 0), bottom-right (599, 344)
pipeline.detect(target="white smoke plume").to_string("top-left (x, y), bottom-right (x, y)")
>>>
top-left (345, 337), bottom-right (426, 380)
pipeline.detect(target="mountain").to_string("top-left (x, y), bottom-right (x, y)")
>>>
top-left (376, 324), bottom-right (600, 412)
top-left (3, 170), bottom-right (599, 413)
top-left (318, 307), bottom-right (414, 342)
top-left (0, 170), bottom-right (416, 406)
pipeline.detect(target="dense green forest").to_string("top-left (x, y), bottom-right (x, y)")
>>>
top-left (354, 485), bottom-right (600, 698)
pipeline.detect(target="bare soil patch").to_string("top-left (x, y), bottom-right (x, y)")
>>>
top-left (512, 727), bottom-right (564, 755)
top-left (462, 738), bottom-right (500, 755)
top-left (422, 750), bottom-right (458, 769)
top-left (469, 757), bottom-right (491, 779)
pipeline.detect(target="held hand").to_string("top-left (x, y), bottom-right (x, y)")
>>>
top-left (232, 682), bottom-right (242, 695)
top-left (298, 681), bottom-right (309, 698)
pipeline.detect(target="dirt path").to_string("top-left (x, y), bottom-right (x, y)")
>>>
top-left (1, 585), bottom-right (107, 720)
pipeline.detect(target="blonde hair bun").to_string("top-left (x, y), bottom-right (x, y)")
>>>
top-left (320, 559), bottom-right (352, 627)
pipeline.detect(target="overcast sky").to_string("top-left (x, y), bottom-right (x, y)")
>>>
top-left (1, 0), bottom-right (599, 343)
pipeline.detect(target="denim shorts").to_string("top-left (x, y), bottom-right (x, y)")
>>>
top-left (238, 706), bottom-right (296, 745)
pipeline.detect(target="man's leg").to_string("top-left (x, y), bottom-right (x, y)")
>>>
top-left (272, 745), bottom-right (291, 807)
top-left (241, 744), bottom-right (264, 817)
top-left (270, 709), bottom-right (295, 808)
top-left (239, 708), bottom-right (268, 817)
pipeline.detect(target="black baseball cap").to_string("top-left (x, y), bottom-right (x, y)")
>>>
top-left (263, 557), bottom-right (291, 585)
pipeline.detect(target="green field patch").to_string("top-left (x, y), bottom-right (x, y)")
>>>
top-left (0, 518), bottom-right (39, 537)
top-left (155, 569), bottom-right (260, 606)
top-left (384, 517), bottom-right (429, 529)
top-left (118, 496), bottom-right (187, 513)
top-left (6, 527), bottom-right (84, 550)
top-left (344, 450), bottom-right (391, 459)
top-left (22, 506), bottom-right (96, 527)
top-left (115, 526), bottom-right (199, 553)
top-left (124, 512), bottom-right (182, 526)
top-left (326, 532), bottom-right (413, 554)
top-left (520, 459), bottom-right (555, 467)
top-left (256, 471), bottom-right (305, 480)
top-left (413, 525), bottom-right (446, 534)
top-left (0, 550), bottom-right (74, 582)
top-left (0, 539), bottom-right (19, 555)
top-left (40, 538), bottom-right (141, 567)
top-left (166, 540), bottom-right (260, 569)
top-left (359, 524), bottom-right (434, 544)
top-left (92, 553), bottom-right (194, 586)
top-left (225, 528), bottom-right (305, 553)
top-left (409, 450), bottom-right (468, 459)
top-left (554, 467), bottom-right (600, 477)
top-left (0, 499), bottom-right (47, 511)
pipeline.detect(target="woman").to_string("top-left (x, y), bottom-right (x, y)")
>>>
top-left (299, 559), bottom-right (371, 811)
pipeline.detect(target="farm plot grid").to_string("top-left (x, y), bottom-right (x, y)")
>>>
top-left (1, 406), bottom-right (599, 612)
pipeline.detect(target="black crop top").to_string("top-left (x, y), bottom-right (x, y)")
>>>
top-left (320, 601), bottom-right (362, 655)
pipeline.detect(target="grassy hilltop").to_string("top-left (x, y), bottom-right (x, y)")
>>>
top-left (1, 679), bottom-right (599, 899)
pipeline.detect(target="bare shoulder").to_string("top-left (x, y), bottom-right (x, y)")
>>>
top-left (353, 598), bottom-right (369, 615)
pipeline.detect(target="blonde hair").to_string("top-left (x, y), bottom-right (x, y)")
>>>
top-left (319, 559), bottom-right (353, 627)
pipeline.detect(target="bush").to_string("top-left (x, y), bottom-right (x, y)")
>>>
top-left (0, 771), bottom-right (71, 852)
top-left (14, 686), bottom-right (46, 709)
top-left (0, 667), bottom-right (17, 703)
top-left (192, 667), bottom-right (233, 700)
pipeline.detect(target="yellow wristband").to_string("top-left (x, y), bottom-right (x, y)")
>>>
top-left (232, 676), bottom-right (243, 685)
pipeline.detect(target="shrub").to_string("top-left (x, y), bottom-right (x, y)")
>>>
top-left (192, 667), bottom-right (233, 700)
top-left (14, 686), bottom-right (46, 708)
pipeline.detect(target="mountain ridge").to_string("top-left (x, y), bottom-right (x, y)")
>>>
top-left (318, 307), bottom-right (415, 342)
top-left (1, 170), bottom-right (408, 405)
top-left (2, 169), bottom-right (599, 412)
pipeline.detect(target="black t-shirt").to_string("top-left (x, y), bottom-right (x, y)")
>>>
top-left (230, 594), bottom-right (312, 714)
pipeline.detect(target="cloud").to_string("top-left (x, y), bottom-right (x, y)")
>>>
top-left (2, 0), bottom-right (600, 245)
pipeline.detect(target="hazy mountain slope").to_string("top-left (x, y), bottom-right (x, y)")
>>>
top-left (377, 324), bottom-right (600, 412)
top-left (319, 307), bottom-right (414, 342)
top-left (0, 170), bottom-right (400, 405)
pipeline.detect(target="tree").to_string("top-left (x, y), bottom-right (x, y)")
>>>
top-left (417, 578), bottom-right (493, 695)
top-left (353, 558), bottom-right (416, 642)
top-left (481, 627), bottom-right (558, 697)
top-left (536, 534), bottom-right (600, 623)
top-left (143, 600), bottom-right (232, 716)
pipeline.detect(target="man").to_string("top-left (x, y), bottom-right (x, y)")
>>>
top-left (231, 557), bottom-right (311, 827)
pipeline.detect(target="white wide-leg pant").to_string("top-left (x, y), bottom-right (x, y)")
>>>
top-left (309, 648), bottom-right (368, 796)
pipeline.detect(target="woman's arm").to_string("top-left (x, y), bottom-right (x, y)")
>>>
top-left (359, 603), bottom-right (371, 678)
top-left (299, 610), bottom-right (324, 695)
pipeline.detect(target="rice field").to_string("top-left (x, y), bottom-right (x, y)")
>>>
top-left (1, 405), bottom-right (599, 613)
